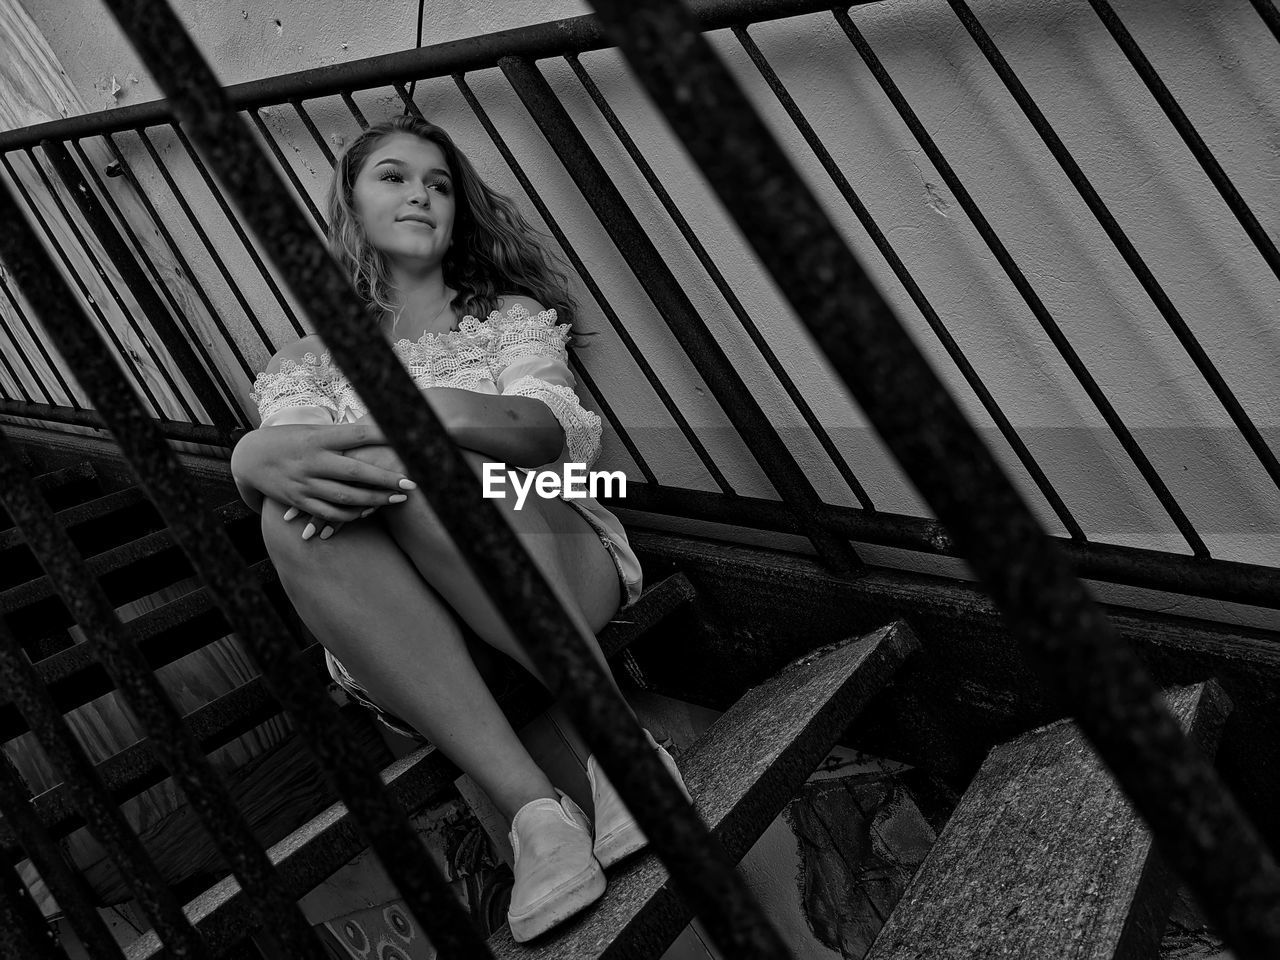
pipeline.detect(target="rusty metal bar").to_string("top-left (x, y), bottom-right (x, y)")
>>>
top-left (92, 0), bottom-right (796, 954)
top-left (0, 434), bottom-right (335, 959)
top-left (580, 1), bottom-right (1280, 958)
top-left (0, 753), bottom-right (126, 960)
top-left (0, 616), bottom-right (212, 957)
top-left (0, 152), bottom-right (493, 960)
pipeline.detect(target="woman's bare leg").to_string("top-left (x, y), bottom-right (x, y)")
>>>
top-left (380, 451), bottom-right (629, 705)
top-left (261, 499), bottom-right (557, 822)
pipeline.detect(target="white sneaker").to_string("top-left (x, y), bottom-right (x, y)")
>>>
top-left (506, 791), bottom-right (606, 943)
top-left (588, 732), bottom-right (691, 868)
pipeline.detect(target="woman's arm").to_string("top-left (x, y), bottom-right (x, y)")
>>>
top-left (423, 387), bottom-right (564, 468)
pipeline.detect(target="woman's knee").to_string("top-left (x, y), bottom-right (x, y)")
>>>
top-left (261, 500), bottom-right (360, 574)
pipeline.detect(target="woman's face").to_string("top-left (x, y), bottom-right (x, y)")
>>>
top-left (352, 132), bottom-right (457, 270)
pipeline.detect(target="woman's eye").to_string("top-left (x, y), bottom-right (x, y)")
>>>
top-left (379, 171), bottom-right (403, 182)
top-left (429, 179), bottom-right (451, 195)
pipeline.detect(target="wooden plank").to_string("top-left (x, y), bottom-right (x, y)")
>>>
top-left (487, 621), bottom-right (920, 959)
top-left (865, 681), bottom-right (1232, 960)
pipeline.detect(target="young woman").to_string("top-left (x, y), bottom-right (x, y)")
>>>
top-left (229, 115), bottom-right (685, 942)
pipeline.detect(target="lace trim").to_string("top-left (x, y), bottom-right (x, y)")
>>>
top-left (248, 303), bottom-right (573, 421)
top-left (505, 375), bottom-right (603, 467)
top-left (249, 360), bottom-right (340, 422)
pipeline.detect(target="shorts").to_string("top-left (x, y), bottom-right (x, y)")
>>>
top-left (325, 505), bottom-right (643, 740)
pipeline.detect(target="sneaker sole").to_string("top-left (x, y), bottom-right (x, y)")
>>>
top-left (508, 860), bottom-right (607, 943)
top-left (594, 823), bottom-right (649, 868)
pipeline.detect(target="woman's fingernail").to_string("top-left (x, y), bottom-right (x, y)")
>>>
top-left (319, 525), bottom-right (335, 540)
top-left (283, 506), bottom-right (299, 521)
top-left (360, 508), bottom-right (375, 518)
top-left (302, 522), bottom-right (316, 540)
top-left (399, 478), bottom-right (417, 490)
top-left (389, 493), bottom-right (408, 504)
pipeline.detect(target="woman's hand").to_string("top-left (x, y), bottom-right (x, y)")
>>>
top-left (278, 443), bottom-right (414, 540)
top-left (230, 421), bottom-right (416, 536)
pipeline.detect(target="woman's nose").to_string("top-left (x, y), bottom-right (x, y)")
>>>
top-left (408, 187), bottom-right (429, 206)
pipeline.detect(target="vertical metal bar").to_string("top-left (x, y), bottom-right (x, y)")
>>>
top-left (0, 754), bottom-right (126, 960)
top-left (43, 140), bottom-right (241, 434)
top-left (1088, 0), bottom-right (1280, 282)
top-left (449, 76), bottom-right (667, 487)
top-left (25, 145), bottom-right (201, 424)
top-left (0, 433), bottom-right (334, 960)
top-left (135, 128), bottom-right (283, 356)
top-left (104, 133), bottom-right (259, 379)
top-left (0, 143), bottom-right (493, 960)
top-left (947, 0), bottom-right (1280, 507)
top-left (68, 138), bottom-right (246, 423)
top-left (497, 56), bottom-right (863, 574)
top-left (340, 91), bottom-right (370, 129)
top-left (90, 1), bottom-right (791, 954)
top-left (0, 617), bottom-right (213, 958)
top-left (169, 124), bottom-right (308, 337)
top-left (1, 152), bottom-right (169, 419)
top-left (832, 8), bottom-right (1206, 550)
top-left (582, 2), bottom-right (1280, 957)
top-left (289, 99), bottom-right (337, 167)
top-left (566, 52), bottom-right (877, 512)
top-left (0, 860), bottom-right (67, 960)
top-left (249, 109), bottom-right (328, 231)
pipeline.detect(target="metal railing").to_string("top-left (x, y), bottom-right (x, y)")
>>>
top-left (0, 0), bottom-right (1277, 957)
top-left (0, 0), bottom-right (1275, 610)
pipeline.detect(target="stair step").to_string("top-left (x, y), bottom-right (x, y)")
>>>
top-left (0, 487), bottom-right (160, 589)
top-left (0, 640), bottom-right (333, 858)
top-left (0, 499), bottom-right (260, 648)
top-left (0, 560), bottom-right (282, 743)
top-left (121, 572), bottom-right (698, 960)
top-left (865, 681), bottom-right (1231, 960)
top-left (488, 620), bottom-right (920, 959)
top-left (0, 461), bottom-right (102, 531)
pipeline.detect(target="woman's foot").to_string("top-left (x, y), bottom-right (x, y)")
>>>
top-left (506, 792), bottom-right (606, 942)
top-left (588, 732), bottom-right (691, 868)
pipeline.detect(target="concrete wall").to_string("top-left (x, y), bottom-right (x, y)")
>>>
top-left (10, 0), bottom-right (1280, 629)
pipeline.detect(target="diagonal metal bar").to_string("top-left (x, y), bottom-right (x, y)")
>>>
top-left (68, 137), bottom-right (246, 422)
top-left (566, 51), bottom-right (876, 512)
top-left (0, 752), bottom-right (126, 960)
top-left (1250, 0), bottom-right (1280, 43)
top-left (499, 55), bottom-right (862, 576)
top-left (948, 0), bottom-right (1280, 512)
top-left (92, 0), bottom-right (795, 955)
top-left (0, 436), bottom-right (333, 960)
top-left (0, 163), bottom-right (492, 960)
top-left (1086, 0), bottom-right (1280, 284)
top-left (41, 140), bottom-right (241, 434)
top-left (0, 618), bottom-right (211, 957)
top-left (579, 0), bottom-right (1280, 957)
top-left (446, 76), bottom-right (663, 488)
top-left (0, 859), bottom-right (68, 960)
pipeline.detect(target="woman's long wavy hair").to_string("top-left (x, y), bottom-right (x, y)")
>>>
top-left (326, 115), bottom-right (589, 346)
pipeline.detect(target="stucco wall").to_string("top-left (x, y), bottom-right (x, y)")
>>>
top-left (9, 0), bottom-right (1280, 629)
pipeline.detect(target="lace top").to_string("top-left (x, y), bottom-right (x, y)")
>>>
top-left (248, 302), bottom-right (602, 467)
